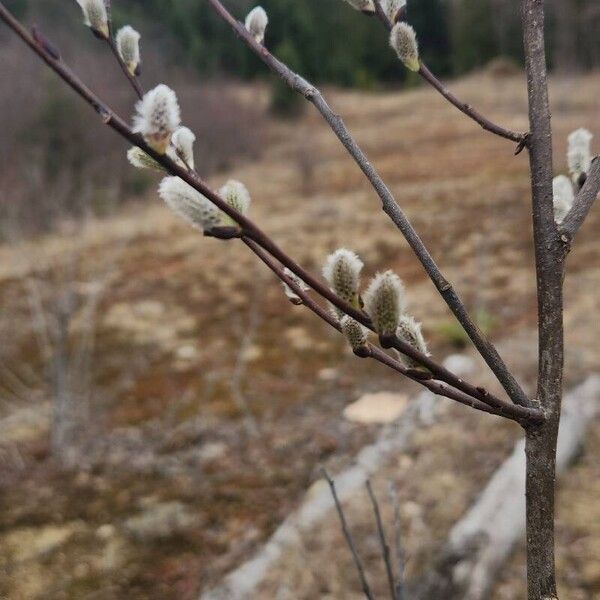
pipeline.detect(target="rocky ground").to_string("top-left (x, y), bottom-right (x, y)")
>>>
top-left (0, 69), bottom-right (599, 599)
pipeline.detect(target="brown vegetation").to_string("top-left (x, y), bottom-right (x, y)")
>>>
top-left (0, 67), bottom-right (598, 597)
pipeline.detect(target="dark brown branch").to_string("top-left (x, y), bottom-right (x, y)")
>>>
top-left (323, 469), bottom-right (376, 600)
top-left (103, 2), bottom-right (144, 100)
top-left (0, 2), bottom-right (543, 425)
top-left (371, 3), bottom-right (526, 146)
top-left (22, 5), bottom-right (518, 416)
top-left (243, 237), bottom-right (502, 417)
top-left (206, 0), bottom-right (533, 410)
top-left (418, 65), bottom-right (526, 146)
top-left (366, 480), bottom-right (398, 600)
top-left (107, 37), bottom-right (143, 100)
top-left (559, 157), bottom-right (600, 244)
top-left (372, 0), bottom-right (392, 28)
top-left (243, 237), bottom-right (542, 424)
top-left (366, 345), bottom-right (526, 420)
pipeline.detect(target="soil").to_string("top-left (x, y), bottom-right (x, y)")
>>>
top-left (0, 70), bottom-right (598, 599)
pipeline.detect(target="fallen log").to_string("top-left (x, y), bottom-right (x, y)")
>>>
top-left (200, 355), bottom-right (476, 600)
top-left (410, 375), bottom-right (600, 600)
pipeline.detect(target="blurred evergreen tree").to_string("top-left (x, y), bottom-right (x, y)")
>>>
top-left (13, 0), bottom-right (597, 84)
top-left (450, 0), bottom-right (498, 73)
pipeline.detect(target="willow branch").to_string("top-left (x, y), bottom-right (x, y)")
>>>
top-left (17, 4), bottom-right (504, 413)
top-left (559, 157), bottom-right (600, 244)
top-left (372, 1), bottom-right (526, 146)
top-left (107, 37), bottom-right (143, 100)
top-left (103, 0), bottom-right (143, 100)
top-left (206, 0), bottom-right (532, 409)
top-left (0, 3), bottom-right (542, 425)
top-left (243, 237), bottom-right (542, 424)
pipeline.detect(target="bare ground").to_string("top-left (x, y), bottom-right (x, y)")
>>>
top-left (0, 69), bottom-right (599, 599)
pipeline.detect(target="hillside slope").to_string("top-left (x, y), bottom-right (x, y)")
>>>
top-left (0, 71), bottom-right (599, 599)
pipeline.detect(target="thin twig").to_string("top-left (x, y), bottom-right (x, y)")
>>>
top-left (107, 37), bottom-right (143, 100)
top-left (229, 275), bottom-right (263, 438)
top-left (206, 0), bottom-right (533, 410)
top-left (323, 469), bottom-right (376, 600)
top-left (243, 237), bottom-right (542, 424)
top-left (559, 157), bottom-right (600, 244)
top-left (371, 2), bottom-right (525, 145)
top-left (418, 64), bottom-right (526, 145)
top-left (105, 5), bottom-right (143, 100)
top-left (366, 480), bottom-right (398, 600)
top-left (388, 482), bottom-right (406, 600)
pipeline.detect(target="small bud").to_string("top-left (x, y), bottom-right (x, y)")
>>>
top-left (219, 180), bottom-right (251, 217)
top-left (342, 0), bottom-right (376, 13)
top-left (127, 147), bottom-right (164, 171)
top-left (281, 268), bottom-right (310, 305)
top-left (245, 6), bottom-right (269, 44)
top-left (323, 249), bottom-right (364, 311)
top-left (390, 22), bottom-right (420, 72)
top-left (552, 175), bottom-right (574, 224)
top-left (116, 25), bottom-right (141, 76)
top-left (171, 127), bottom-right (196, 169)
top-left (133, 84), bottom-right (181, 154)
top-left (159, 176), bottom-right (221, 232)
top-left (364, 270), bottom-right (406, 336)
top-left (76, 0), bottom-right (109, 39)
top-left (395, 315), bottom-right (429, 369)
top-left (381, 0), bottom-right (407, 23)
top-left (340, 315), bottom-right (369, 352)
top-left (567, 128), bottom-right (593, 183)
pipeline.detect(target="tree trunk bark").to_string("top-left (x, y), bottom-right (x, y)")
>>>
top-left (525, 426), bottom-right (559, 600)
top-left (521, 1), bottom-right (564, 598)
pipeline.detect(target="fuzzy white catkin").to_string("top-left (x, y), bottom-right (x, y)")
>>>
top-left (552, 175), bottom-right (574, 224)
top-left (76, 0), bottom-right (109, 38)
top-left (245, 7), bottom-right (269, 44)
top-left (381, 0), bottom-right (407, 22)
top-left (171, 127), bottom-right (196, 169)
top-left (323, 249), bottom-right (364, 309)
top-left (281, 268), bottom-right (310, 304)
top-left (159, 176), bottom-right (221, 232)
top-left (363, 270), bottom-right (406, 336)
top-left (342, 0), bottom-right (376, 13)
top-left (395, 315), bottom-right (429, 369)
top-left (567, 128), bottom-right (593, 182)
top-left (116, 26), bottom-right (141, 76)
top-left (217, 180), bottom-right (251, 227)
top-left (390, 22), bottom-right (420, 72)
top-left (133, 85), bottom-right (181, 154)
top-left (219, 180), bottom-right (251, 217)
top-left (127, 147), bottom-right (163, 171)
top-left (340, 315), bottom-right (368, 351)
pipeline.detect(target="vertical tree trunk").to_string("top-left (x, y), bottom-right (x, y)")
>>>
top-left (522, 1), bottom-right (564, 598)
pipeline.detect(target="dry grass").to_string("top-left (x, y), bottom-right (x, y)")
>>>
top-left (0, 70), bottom-right (598, 599)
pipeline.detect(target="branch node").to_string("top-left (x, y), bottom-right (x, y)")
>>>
top-left (353, 346), bottom-right (371, 359)
top-left (514, 133), bottom-right (530, 155)
top-left (204, 226), bottom-right (243, 240)
top-left (379, 333), bottom-right (396, 349)
top-left (405, 367), bottom-right (434, 381)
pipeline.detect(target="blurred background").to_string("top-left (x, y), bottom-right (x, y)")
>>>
top-left (0, 0), bottom-right (598, 598)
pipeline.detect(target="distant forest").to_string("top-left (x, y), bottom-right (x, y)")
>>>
top-left (0, 0), bottom-right (597, 235)
top-left (7, 0), bottom-right (600, 87)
